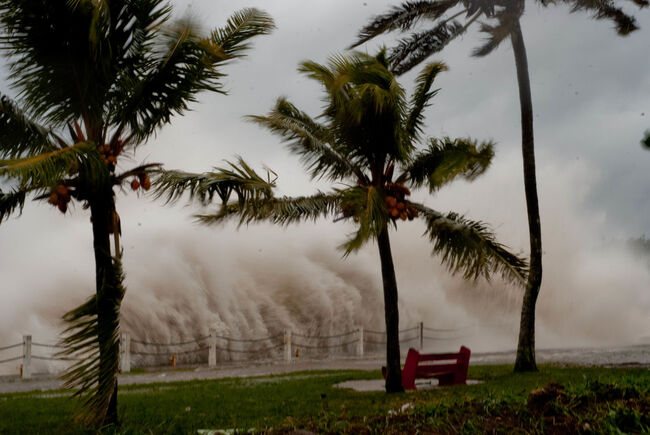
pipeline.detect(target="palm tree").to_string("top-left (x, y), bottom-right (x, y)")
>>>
top-left (156, 50), bottom-right (527, 393)
top-left (0, 1), bottom-right (274, 426)
top-left (350, 0), bottom-right (647, 371)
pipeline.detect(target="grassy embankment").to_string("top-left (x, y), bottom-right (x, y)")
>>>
top-left (0, 365), bottom-right (647, 434)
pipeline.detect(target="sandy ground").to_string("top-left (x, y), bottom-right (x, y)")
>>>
top-left (1, 345), bottom-right (648, 394)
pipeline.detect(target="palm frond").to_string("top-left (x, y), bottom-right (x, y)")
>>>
top-left (338, 185), bottom-right (390, 255)
top-left (153, 157), bottom-right (275, 206)
top-left (560, 0), bottom-right (645, 35)
top-left (406, 61), bottom-right (448, 139)
top-left (472, 12), bottom-right (519, 57)
top-left (58, 255), bottom-right (125, 425)
top-left (299, 51), bottom-right (413, 166)
top-left (351, 0), bottom-right (460, 48)
top-left (414, 203), bottom-right (527, 284)
top-left (248, 98), bottom-right (365, 182)
top-left (196, 192), bottom-right (341, 227)
top-left (398, 137), bottom-right (494, 190)
top-left (0, 141), bottom-right (97, 187)
top-left (0, 187), bottom-right (27, 223)
top-left (389, 20), bottom-right (466, 75)
top-left (0, 95), bottom-right (59, 158)
top-left (115, 8), bottom-right (273, 143)
top-left (208, 8), bottom-right (275, 61)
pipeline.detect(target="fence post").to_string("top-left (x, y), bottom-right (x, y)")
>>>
top-left (120, 332), bottom-right (131, 373)
top-left (419, 321), bottom-right (424, 351)
top-left (357, 327), bottom-right (364, 357)
top-left (208, 329), bottom-right (217, 368)
top-left (284, 330), bottom-right (292, 363)
top-left (22, 335), bottom-right (32, 379)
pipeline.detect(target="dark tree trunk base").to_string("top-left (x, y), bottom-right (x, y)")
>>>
top-left (377, 226), bottom-right (404, 393)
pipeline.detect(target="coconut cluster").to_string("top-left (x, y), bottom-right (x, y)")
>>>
top-left (98, 141), bottom-right (125, 168)
top-left (130, 173), bottom-right (151, 191)
top-left (384, 183), bottom-right (418, 221)
top-left (48, 184), bottom-right (72, 213)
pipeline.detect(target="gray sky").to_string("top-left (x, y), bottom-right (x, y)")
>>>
top-left (1, 1), bottom-right (649, 356)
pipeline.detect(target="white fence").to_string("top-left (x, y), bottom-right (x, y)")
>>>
top-left (1, 323), bottom-right (473, 377)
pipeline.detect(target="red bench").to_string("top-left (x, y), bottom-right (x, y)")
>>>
top-left (382, 346), bottom-right (471, 390)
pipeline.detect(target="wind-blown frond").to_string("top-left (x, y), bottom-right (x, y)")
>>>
top-left (338, 185), bottom-right (390, 255)
top-left (58, 256), bottom-right (125, 425)
top-left (115, 9), bottom-right (274, 143)
top-left (0, 141), bottom-right (97, 186)
top-left (299, 51), bottom-right (413, 165)
top-left (399, 137), bottom-right (494, 190)
top-left (472, 12), bottom-right (519, 57)
top-left (209, 8), bottom-right (275, 60)
top-left (560, 0), bottom-right (646, 35)
top-left (153, 157), bottom-right (275, 206)
top-left (414, 203), bottom-right (528, 284)
top-left (196, 192), bottom-right (341, 227)
top-left (0, 95), bottom-right (59, 158)
top-left (389, 20), bottom-right (466, 75)
top-left (406, 61), bottom-right (448, 139)
top-left (351, 0), bottom-right (460, 48)
top-left (248, 98), bottom-right (365, 182)
top-left (0, 187), bottom-right (27, 223)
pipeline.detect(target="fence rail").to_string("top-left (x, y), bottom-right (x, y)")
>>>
top-left (1, 322), bottom-right (475, 377)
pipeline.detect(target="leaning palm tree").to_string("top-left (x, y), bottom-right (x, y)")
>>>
top-left (156, 50), bottom-right (527, 393)
top-left (0, 0), bottom-right (274, 426)
top-left (351, 0), bottom-right (647, 371)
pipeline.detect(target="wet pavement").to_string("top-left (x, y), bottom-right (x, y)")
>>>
top-left (1, 344), bottom-right (647, 394)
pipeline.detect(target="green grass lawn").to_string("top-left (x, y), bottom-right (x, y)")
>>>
top-left (0, 365), bottom-right (647, 434)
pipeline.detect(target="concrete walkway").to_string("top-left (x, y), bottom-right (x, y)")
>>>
top-left (2, 344), bottom-right (648, 394)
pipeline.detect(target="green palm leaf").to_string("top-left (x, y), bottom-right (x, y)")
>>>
top-left (338, 185), bottom-right (390, 255)
top-left (351, 0), bottom-right (461, 47)
top-left (398, 137), bottom-right (494, 190)
top-left (0, 187), bottom-right (27, 223)
top-left (390, 20), bottom-right (466, 75)
top-left (209, 8), bottom-right (276, 60)
top-left (0, 141), bottom-right (98, 186)
top-left (406, 61), bottom-right (448, 140)
top-left (154, 157), bottom-right (275, 206)
top-left (0, 95), bottom-right (59, 158)
top-left (248, 98), bottom-right (364, 182)
top-left (197, 192), bottom-right (340, 227)
top-left (561, 0), bottom-right (647, 35)
top-left (414, 203), bottom-right (527, 284)
top-left (58, 256), bottom-right (125, 425)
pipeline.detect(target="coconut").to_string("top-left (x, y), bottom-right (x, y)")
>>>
top-left (396, 202), bottom-right (405, 211)
top-left (141, 176), bottom-right (151, 191)
top-left (131, 179), bottom-right (140, 191)
top-left (48, 192), bottom-right (59, 205)
top-left (391, 208), bottom-right (400, 218)
top-left (385, 196), bottom-right (397, 207)
top-left (57, 201), bottom-right (67, 213)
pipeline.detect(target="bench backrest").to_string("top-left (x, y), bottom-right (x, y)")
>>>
top-left (401, 346), bottom-right (471, 390)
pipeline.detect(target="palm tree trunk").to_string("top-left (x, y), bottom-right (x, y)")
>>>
top-left (511, 19), bottom-right (542, 372)
top-left (377, 225), bottom-right (404, 393)
top-left (89, 194), bottom-right (120, 426)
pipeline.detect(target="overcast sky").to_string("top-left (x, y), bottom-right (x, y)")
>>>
top-left (142, 0), bottom-right (650, 236)
top-left (0, 1), bottom-right (649, 352)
